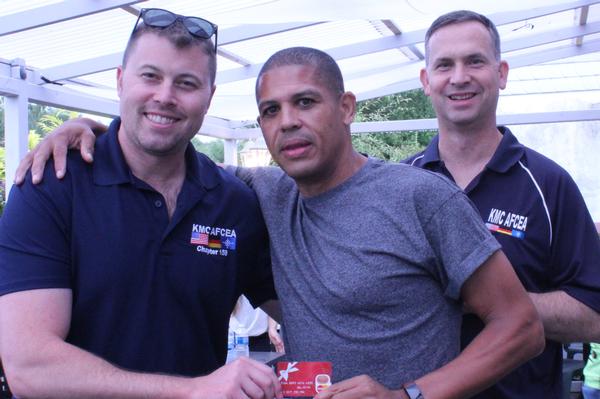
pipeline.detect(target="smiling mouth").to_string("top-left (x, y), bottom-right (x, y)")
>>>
top-left (448, 93), bottom-right (476, 100)
top-left (145, 113), bottom-right (179, 125)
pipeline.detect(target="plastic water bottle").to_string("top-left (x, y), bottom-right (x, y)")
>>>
top-left (226, 330), bottom-right (236, 363)
top-left (227, 330), bottom-right (235, 351)
top-left (234, 332), bottom-right (250, 358)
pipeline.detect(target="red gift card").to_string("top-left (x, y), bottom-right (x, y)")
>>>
top-left (276, 361), bottom-right (332, 397)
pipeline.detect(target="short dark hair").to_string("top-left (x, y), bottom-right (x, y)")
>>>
top-left (122, 21), bottom-right (217, 86)
top-left (255, 47), bottom-right (344, 101)
top-left (424, 10), bottom-right (501, 64)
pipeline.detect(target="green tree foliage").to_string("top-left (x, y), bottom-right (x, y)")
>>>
top-left (35, 109), bottom-right (80, 135)
top-left (192, 137), bottom-right (224, 163)
top-left (353, 89), bottom-right (437, 161)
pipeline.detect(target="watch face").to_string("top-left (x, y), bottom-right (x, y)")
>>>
top-left (405, 383), bottom-right (423, 399)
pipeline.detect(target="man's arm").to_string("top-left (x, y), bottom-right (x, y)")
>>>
top-left (267, 318), bottom-right (285, 353)
top-left (530, 291), bottom-right (600, 342)
top-left (528, 222), bottom-right (600, 343)
top-left (316, 250), bottom-right (545, 399)
top-left (14, 117), bottom-right (105, 185)
top-left (0, 289), bottom-right (282, 399)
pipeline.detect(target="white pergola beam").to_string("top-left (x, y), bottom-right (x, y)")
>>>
top-left (39, 53), bottom-right (124, 84)
top-left (348, 109), bottom-right (600, 133)
top-left (508, 37), bottom-right (600, 68)
top-left (0, 0), bottom-right (143, 36)
top-left (223, 139), bottom-right (238, 166)
top-left (3, 93), bottom-right (29, 200)
top-left (502, 20), bottom-right (600, 52)
top-left (212, 0), bottom-right (600, 85)
top-left (490, 0), bottom-right (600, 25)
top-left (39, 22), bottom-right (321, 82)
top-left (229, 109), bottom-right (600, 140)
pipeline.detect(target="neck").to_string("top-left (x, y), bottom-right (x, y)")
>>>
top-left (437, 123), bottom-right (502, 189)
top-left (297, 151), bottom-right (368, 198)
top-left (119, 136), bottom-right (187, 218)
top-left (438, 125), bottom-right (501, 163)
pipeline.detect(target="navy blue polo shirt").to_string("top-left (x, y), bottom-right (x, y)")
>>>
top-left (405, 126), bottom-right (600, 399)
top-left (0, 118), bottom-right (276, 377)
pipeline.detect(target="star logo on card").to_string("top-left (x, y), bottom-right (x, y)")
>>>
top-left (278, 362), bottom-right (299, 381)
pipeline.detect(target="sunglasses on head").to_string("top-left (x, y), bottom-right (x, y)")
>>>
top-left (131, 8), bottom-right (218, 49)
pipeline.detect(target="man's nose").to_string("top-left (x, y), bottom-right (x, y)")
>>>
top-left (450, 64), bottom-right (471, 85)
top-left (280, 106), bottom-right (300, 131)
top-left (152, 82), bottom-right (177, 105)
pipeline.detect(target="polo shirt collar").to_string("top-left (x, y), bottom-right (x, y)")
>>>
top-left (93, 118), bottom-right (132, 186)
top-left (485, 126), bottom-right (525, 173)
top-left (93, 117), bottom-right (220, 191)
top-left (418, 126), bottom-right (525, 173)
top-left (418, 134), bottom-right (443, 168)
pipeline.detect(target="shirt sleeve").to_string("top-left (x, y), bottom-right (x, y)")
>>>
top-left (0, 167), bottom-right (73, 295)
top-left (424, 190), bottom-right (502, 300)
top-left (547, 172), bottom-right (600, 312)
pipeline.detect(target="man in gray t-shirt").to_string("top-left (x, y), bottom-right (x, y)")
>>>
top-left (243, 46), bottom-right (543, 399)
top-left (19, 47), bottom-right (544, 399)
top-left (232, 158), bottom-right (501, 388)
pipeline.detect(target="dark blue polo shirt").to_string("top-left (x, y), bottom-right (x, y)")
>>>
top-left (0, 118), bottom-right (277, 377)
top-left (405, 126), bottom-right (600, 399)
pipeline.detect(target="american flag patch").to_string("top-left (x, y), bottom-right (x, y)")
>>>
top-left (190, 231), bottom-right (209, 245)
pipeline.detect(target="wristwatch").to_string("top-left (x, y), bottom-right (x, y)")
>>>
top-left (403, 382), bottom-right (424, 399)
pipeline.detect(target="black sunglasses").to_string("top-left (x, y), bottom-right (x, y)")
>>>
top-left (131, 8), bottom-right (218, 50)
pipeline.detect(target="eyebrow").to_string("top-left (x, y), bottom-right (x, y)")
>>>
top-left (291, 89), bottom-right (322, 99)
top-left (137, 64), bottom-right (204, 83)
top-left (257, 99), bottom-right (278, 111)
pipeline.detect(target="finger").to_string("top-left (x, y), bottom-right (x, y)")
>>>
top-left (314, 380), bottom-right (354, 399)
top-left (30, 141), bottom-right (55, 184)
top-left (86, 118), bottom-right (109, 135)
top-left (314, 390), bottom-right (335, 399)
top-left (79, 131), bottom-right (96, 163)
top-left (240, 377), bottom-right (265, 399)
top-left (241, 358), bottom-right (281, 399)
top-left (14, 152), bottom-right (34, 185)
top-left (52, 138), bottom-right (70, 180)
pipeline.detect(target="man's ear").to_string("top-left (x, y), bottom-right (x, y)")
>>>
top-left (340, 91), bottom-right (357, 125)
top-left (498, 60), bottom-right (509, 90)
top-left (116, 66), bottom-right (124, 97)
top-left (419, 68), bottom-right (431, 96)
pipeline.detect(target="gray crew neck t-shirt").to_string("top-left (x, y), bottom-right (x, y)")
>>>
top-left (232, 158), bottom-right (500, 388)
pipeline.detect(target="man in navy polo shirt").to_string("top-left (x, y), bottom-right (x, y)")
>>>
top-left (0, 8), bottom-right (281, 399)
top-left (406, 10), bottom-right (600, 399)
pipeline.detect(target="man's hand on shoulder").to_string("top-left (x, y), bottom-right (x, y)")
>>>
top-left (14, 117), bottom-right (107, 185)
top-left (313, 375), bottom-right (406, 399)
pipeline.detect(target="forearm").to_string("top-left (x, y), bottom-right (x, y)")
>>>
top-left (530, 290), bottom-right (600, 342)
top-left (5, 339), bottom-right (191, 399)
top-left (415, 309), bottom-right (543, 399)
